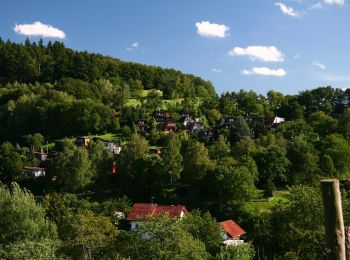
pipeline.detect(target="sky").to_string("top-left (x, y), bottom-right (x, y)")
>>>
top-left (1, 0), bottom-right (349, 95)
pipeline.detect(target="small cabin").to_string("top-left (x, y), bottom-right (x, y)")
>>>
top-left (219, 220), bottom-right (246, 246)
top-left (23, 166), bottom-right (46, 178)
top-left (126, 203), bottom-right (188, 231)
top-left (76, 136), bottom-right (90, 147)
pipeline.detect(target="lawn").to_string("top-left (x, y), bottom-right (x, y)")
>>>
top-left (244, 190), bottom-right (290, 213)
top-left (125, 89), bottom-right (183, 109)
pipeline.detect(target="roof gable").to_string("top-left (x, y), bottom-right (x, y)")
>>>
top-left (219, 220), bottom-right (246, 238)
top-left (126, 203), bottom-right (187, 221)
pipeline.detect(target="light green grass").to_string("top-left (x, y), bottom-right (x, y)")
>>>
top-left (87, 133), bottom-right (122, 142)
top-left (244, 190), bottom-right (290, 213)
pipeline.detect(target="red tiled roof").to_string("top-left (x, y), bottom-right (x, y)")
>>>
top-left (126, 203), bottom-right (188, 221)
top-left (219, 220), bottom-right (246, 238)
top-left (153, 205), bottom-right (188, 218)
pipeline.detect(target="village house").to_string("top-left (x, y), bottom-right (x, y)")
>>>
top-left (103, 140), bottom-right (121, 155)
top-left (158, 121), bottom-right (176, 133)
top-left (181, 112), bottom-right (196, 126)
top-left (153, 111), bottom-right (170, 123)
top-left (218, 117), bottom-right (236, 129)
top-left (126, 203), bottom-right (188, 231)
top-left (75, 136), bottom-right (90, 147)
top-left (219, 220), bottom-right (246, 246)
top-left (137, 119), bottom-right (150, 131)
top-left (186, 122), bottom-right (205, 133)
top-left (23, 166), bottom-right (46, 178)
top-left (265, 116), bottom-right (285, 128)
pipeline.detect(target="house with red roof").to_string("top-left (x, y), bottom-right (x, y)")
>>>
top-left (219, 220), bottom-right (246, 246)
top-left (126, 203), bottom-right (188, 231)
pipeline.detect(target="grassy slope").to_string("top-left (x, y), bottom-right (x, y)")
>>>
top-left (126, 89), bottom-right (183, 109)
top-left (244, 190), bottom-right (290, 213)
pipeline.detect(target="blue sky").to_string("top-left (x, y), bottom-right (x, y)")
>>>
top-left (1, 0), bottom-right (349, 95)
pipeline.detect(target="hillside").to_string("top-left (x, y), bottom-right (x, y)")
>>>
top-left (0, 38), bottom-right (216, 99)
top-left (2, 38), bottom-right (350, 259)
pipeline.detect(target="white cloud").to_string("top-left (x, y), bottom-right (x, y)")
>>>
top-left (294, 54), bottom-right (300, 59)
top-left (275, 3), bottom-right (300, 17)
top-left (126, 42), bottom-right (140, 51)
top-left (241, 67), bottom-right (287, 77)
top-left (212, 68), bottom-right (222, 73)
top-left (313, 61), bottom-right (326, 70)
top-left (195, 21), bottom-right (230, 38)
top-left (229, 45), bottom-right (284, 62)
top-left (309, 2), bottom-right (325, 10)
top-left (14, 21), bottom-right (65, 39)
top-left (324, 0), bottom-right (345, 6)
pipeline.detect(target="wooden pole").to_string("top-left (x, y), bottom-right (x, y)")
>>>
top-left (345, 226), bottom-right (350, 260)
top-left (321, 179), bottom-right (346, 260)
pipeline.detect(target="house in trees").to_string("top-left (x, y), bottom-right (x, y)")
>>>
top-left (219, 220), bottom-right (246, 246)
top-left (103, 141), bottom-right (121, 155)
top-left (181, 112), bottom-right (196, 126)
top-left (75, 136), bottom-right (90, 147)
top-left (126, 203), bottom-right (188, 231)
top-left (265, 116), bottom-right (285, 128)
top-left (23, 166), bottom-right (46, 178)
top-left (158, 121), bottom-right (176, 133)
top-left (186, 122), bottom-right (205, 133)
top-left (137, 120), bottom-right (150, 131)
top-left (218, 117), bottom-right (236, 129)
top-left (153, 111), bottom-right (170, 123)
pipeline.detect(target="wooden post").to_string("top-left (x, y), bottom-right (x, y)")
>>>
top-left (345, 226), bottom-right (350, 260)
top-left (321, 179), bottom-right (346, 260)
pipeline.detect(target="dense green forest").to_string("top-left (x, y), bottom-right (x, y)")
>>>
top-left (1, 39), bottom-right (350, 259)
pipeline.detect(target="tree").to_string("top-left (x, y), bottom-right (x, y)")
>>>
top-left (209, 135), bottom-right (231, 160)
top-left (255, 145), bottom-right (289, 196)
top-left (180, 209), bottom-right (222, 256)
top-left (0, 183), bottom-right (59, 259)
top-left (67, 209), bottom-right (118, 259)
top-left (286, 135), bottom-right (319, 185)
top-left (129, 79), bottom-right (144, 98)
top-left (88, 139), bottom-right (113, 188)
top-left (213, 158), bottom-right (258, 203)
top-left (182, 140), bottom-right (214, 182)
top-left (122, 133), bottom-right (148, 161)
top-left (23, 132), bottom-right (45, 151)
top-left (0, 142), bottom-right (23, 183)
top-left (215, 243), bottom-right (255, 260)
top-left (50, 139), bottom-right (94, 192)
top-left (338, 108), bottom-right (350, 139)
top-left (162, 133), bottom-right (183, 182)
top-left (118, 214), bottom-right (209, 259)
top-left (263, 186), bottom-right (324, 259)
top-left (230, 116), bottom-right (251, 144)
top-left (321, 134), bottom-right (350, 177)
top-left (308, 111), bottom-right (337, 137)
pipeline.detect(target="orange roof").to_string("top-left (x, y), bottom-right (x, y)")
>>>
top-left (126, 203), bottom-right (188, 221)
top-left (219, 220), bottom-right (246, 238)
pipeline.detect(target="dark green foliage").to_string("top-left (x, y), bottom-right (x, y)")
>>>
top-left (180, 209), bottom-right (222, 256)
top-left (0, 183), bottom-right (59, 259)
top-left (229, 116), bottom-right (251, 144)
top-left (255, 144), bottom-right (289, 196)
top-left (116, 215), bottom-right (209, 260)
top-left (254, 186), bottom-right (324, 259)
top-left (162, 133), bottom-right (183, 181)
top-left (0, 142), bottom-right (23, 183)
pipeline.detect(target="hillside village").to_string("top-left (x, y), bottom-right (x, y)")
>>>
top-left (2, 39), bottom-right (350, 259)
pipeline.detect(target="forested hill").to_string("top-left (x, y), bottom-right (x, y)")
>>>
top-left (0, 38), bottom-right (216, 99)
